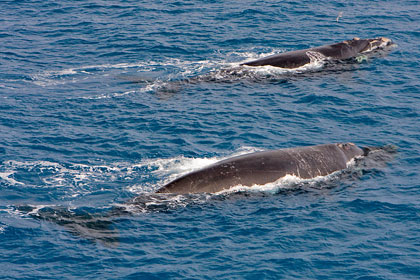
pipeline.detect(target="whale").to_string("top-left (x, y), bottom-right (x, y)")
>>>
top-left (126, 37), bottom-right (393, 95)
top-left (17, 143), bottom-right (396, 245)
top-left (156, 143), bottom-right (367, 194)
top-left (241, 37), bottom-right (393, 69)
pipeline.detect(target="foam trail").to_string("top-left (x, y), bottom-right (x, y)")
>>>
top-left (29, 48), bottom-right (322, 94)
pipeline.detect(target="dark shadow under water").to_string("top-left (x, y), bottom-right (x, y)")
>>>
top-left (14, 145), bottom-right (397, 246)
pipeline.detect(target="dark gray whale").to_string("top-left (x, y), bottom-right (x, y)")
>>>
top-left (17, 143), bottom-right (396, 245)
top-left (241, 37), bottom-right (393, 69)
top-left (156, 143), bottom-right (366, 194)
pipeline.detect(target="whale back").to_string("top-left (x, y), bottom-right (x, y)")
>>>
top-left (242, 49), bottom-right (312, 68)
top-left (156, 143), bottom-right (364, 194)
top-left (312, 39), bottom-right (370, 60)
top-left (241, 37), bottom-right (389, 68)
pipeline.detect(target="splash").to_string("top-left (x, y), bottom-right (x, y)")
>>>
top-left (127, 146), bottom-right (263, 194)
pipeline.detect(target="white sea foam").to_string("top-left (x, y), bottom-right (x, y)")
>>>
top-left (1, 160), bottom-right (139, 199)
top-left (215, 172), bottom-right (338, 195)
top-left (25, 204), bottom-right (56, 216)
top-left (346, 157), bottom-right (358, 168)
top-left (82, 90), bottom-right (137, 100)
top-left (2, 204), bottom-right (63, 219)
top-left (114, 192), bottom-right (212, 213)
top-left (0, 171), bottom-right (24, 186)
top-left (240, 58), bottom-right (326, 74)
top-left (147, 146), bottom-right (260, 176)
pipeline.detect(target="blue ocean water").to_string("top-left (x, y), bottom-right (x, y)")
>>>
top-left (1, 0), bottom-right (420, 279)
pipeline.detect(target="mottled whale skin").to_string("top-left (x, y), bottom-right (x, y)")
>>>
top-left (156, 143), bottom-right (365, 194)
top-left (241, 37), bottom-right (393, 69)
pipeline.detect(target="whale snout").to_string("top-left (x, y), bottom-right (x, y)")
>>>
top-left (379, 37), bottom-right (394, 46)
top-left (359, 36), bottom-right (395, 53)
top-left (374, 37), bottom-right (395, 48)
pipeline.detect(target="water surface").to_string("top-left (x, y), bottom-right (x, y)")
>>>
top-left (1, 0), bottom-right (419, 279)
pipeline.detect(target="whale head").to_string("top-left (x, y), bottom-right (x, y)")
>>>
top-left (358, 37), bottom-right (394, 53)
top-left (337, 143), bottom-right (364, 161)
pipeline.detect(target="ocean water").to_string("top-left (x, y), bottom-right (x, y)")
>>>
top-left (1, 0), bottom-right (420, 279)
